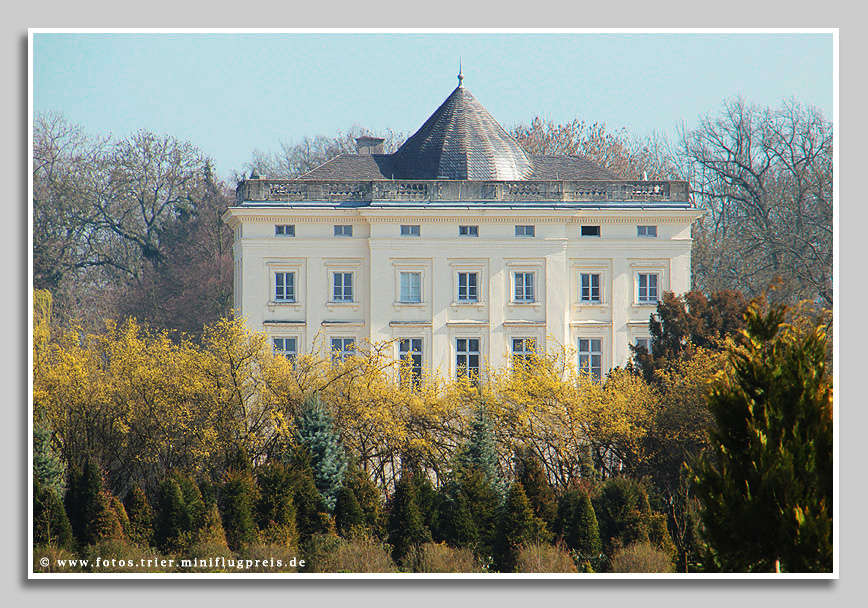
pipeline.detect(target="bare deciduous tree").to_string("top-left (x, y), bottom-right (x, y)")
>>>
top-left (683, 97), bottom-right (832, 306)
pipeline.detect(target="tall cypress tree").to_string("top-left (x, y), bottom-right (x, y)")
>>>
top-left (459, 401), bottom-right (499, 488)
top-left (295, 395), bottom-right (348, 513)
top-left (255, 462), bottom-right (298, 545)
top-left (334, 485), bottom-right (365, 538)
top-left (555, 487), bottom-right (601, 564)
top-left (219, 469), bottom-right (258, 551)
top-left (494, 482), bottom-right (545, 572)
top-left (124, 485), bottom-right (154, 547)
top-left (386, 475), bottom-right (432, 566)
top-left (593, 476), bottom-right (651, 557)
top-left (692, 300), bottom-right (833, 573)
top-left (516, 449), bottom-right (557, 531)
top-left (64, 457), bottom-right (105, 546)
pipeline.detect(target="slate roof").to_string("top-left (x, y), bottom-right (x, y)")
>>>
top-left (296, 84), bottom-right (621, 182)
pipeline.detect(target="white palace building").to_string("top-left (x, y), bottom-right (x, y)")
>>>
top-left (223, 75), bottom-right (701, 381)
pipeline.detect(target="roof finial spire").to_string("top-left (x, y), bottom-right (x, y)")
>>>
top-left (457, 58), bottom-right (464, 87)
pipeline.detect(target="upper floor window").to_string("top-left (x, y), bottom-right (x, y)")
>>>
top-left (275, 225), bottom-right (295, 236)
top-left (401, 225), bottom-right (421, 236)
top-left (331, 338), bottom-right (355, 362)
top-left (399, 338), bottom-right (423, 387)
top-left (581, 225), bottom-right (601, 237)
top-left (515, 225), bottom-right (535, 237)
top-left (513, 272), bottom-right (535, 303)
top-left (634, 337), bottom-right (652, 354)
top-left (458, 272), bottom-right (479, 303)
top-left (334, 225), bottom-right (353, 237)
top-left (580, 273), bottom-right (601, 303)
top-left (578, 338), bottom-right (602, 380)
top-left (456, 338), bottom-right (480, 379)
top-left (399, 272), bottom-right (422, 303)
top-left (273, 337), bottom-right (297, 360)
top-left (637, 225), bottom-right (658, 237)
top-left (638, 273), bottom-right (659, 303)
top-left (459, 225), bottom-right (479, 237)
top-left (274, 272), bottom-right (296, 302)
top-left (332, 272), bottom-right (353, 302)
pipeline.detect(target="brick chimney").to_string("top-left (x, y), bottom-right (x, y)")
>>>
top-left (355, 136), bottom-right (386, 155)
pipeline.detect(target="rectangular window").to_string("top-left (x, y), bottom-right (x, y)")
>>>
top-left (634, 337), bottom-right (652, 353)
top-left (580, 273), bottom-right (601, 303)
top-left (273, 337), bottom-right (297, 360)
top-left (399, 338), bottom-right (423, 387)
top-left (514, 272), bottom-right (535, 302)
top-left (401, 224), bottom-right (421, 236)
top-left (458, 272), bottom-right (479, 302)
top-left (638, 273), bottom-right (659, 303)
top-left (275, 225), bottom-right (295, 236)
top-left (334, 225), bottom-right (353, 237)
top-left (399, 272), bottom-right (422, 303)
top-left (331, 338), bottom-right (355, 362)
top-left (459, 225), bottom-right (479, 237)
top-left (456, 338), bottom-right (480, 379)
top-left (332, 272), bottom-right (353, 302)
top-left (515, 225), bottom-right (535, 237)
top-left (581, 225), bottom-right (601, 237)
top-left (512, 338), bottom-right (536, 363)
top-left (578, 338), bottom-right (603, 380)
top-left (274, 272), bottom-right (296, 302)
top-left (637, 225), bottom-right (658, 237)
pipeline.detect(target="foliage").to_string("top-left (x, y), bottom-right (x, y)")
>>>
top-left (219, 469), bottom-right (259, 551)
top-left (153, 472), bottom-right (211, 553)
top-left (300, 534), bottom-right (398, 573)
top-left (254, 463), bottom-right (298, 546)
top-left (294, 395), bottom-right (348, 513)
top-left (554, 487), bottom-right (602, 567)
top-left (494, 483), bottom-right (549, 572)
top-left (592, 477), bottom-right (652, 559)
top-left (608, 541), bottom-right (674, 573)
top-left (407, 542), bottom-right (485, 573)
top-left (515, 542), bottom-right (579, 573)
top-left (63, 457), bottom-right (108, 546)
top-left (334, 485), bottom-right (365, 539)
top-left (33, 476), bottom-right (74, 550)
top-left (122, 485), bottom-right (153, 547)
top-left (692, 298), bottom-right (833, 573)
top-left (33, 419), bottom-right (66, 499)
top-left (515, 448), bottom-right (557, 531)
top-left (386, 475), bottom-right (433, 566)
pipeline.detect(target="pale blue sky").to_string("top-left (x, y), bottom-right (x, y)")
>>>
top-left (32, 31), bottom-right (834, 179)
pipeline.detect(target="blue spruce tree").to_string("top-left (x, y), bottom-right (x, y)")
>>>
top-left (295, 395), bottom-right (348, 514)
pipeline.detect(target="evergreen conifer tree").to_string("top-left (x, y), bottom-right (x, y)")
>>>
top-left (295, 395), bottom-right (348, 513)
top-left (593, 477), bottom-right (651, 558)
top-left (289, 463), bottom-right (333, 540)
top-left (344, 468), bottom-right (384, 538)
top-left (123, 485), bottom-right (154, 547)
top-left (33, 420), bottom-right (65, 499)
top-left (33, 476), bottom-right (74, 549)
top-left (410, 474), bottom-right (440, 536)
top-left (90, 490), bottom-right (125, 543)
top-left (436, 490), bottom-right (479, 549)
top-left (692, 300), bottom-right (833, 573)
top-left (334, 485), bottom-right (365, 538)
top-left (459, 401), bottom-right (499, 488)
top-left (219, 469), bottom-right (259, 551)
top-left (154, 472), bottom-right (209, 552)
top-left (494, 482), bottom-right (546, 572)
top-left (454, 466), bottom-right (501, 555)
top-left (386, 475), bottom-right (432, 566)
top-left (555, 487), bottom-right (602, 566)
top-left (516, 449), bottom-right (557, 530)
top-left (254, 462), bottom-right (298, 546)
top-left (63, 457), bottom-right (106, 546)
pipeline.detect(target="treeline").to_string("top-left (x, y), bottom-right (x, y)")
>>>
top-left (33, 289), bottom-right (832, 573)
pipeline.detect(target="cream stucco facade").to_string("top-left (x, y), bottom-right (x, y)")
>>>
top-left (223, 200), bottom-right (701, 379)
